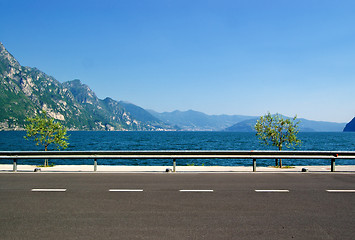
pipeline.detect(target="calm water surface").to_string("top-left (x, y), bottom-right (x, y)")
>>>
top-left (0, 131), bottom-right (354, 166)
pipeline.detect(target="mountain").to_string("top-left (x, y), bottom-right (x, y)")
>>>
top-left (225, 118), bottom-right (257, 132)
top-left (148, 109), bottom-right (255, 131)
top-left (149, 109), bottom-right (346, 132)
top-left (62, 79), bottom-right (172, 131)
top-left (0, 43), bottom-right (89, 130)
top-left (0, 42), bottom-right (174, 131)
top-left (225, 116), bottom-right (346, 132)
top-left (0, 42), bottom-right (349, 132)
top-left (343, 117), bottom-right (355, 132)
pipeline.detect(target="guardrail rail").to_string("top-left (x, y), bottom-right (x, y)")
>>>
top-left (1, 150), bottom-right (355, 172)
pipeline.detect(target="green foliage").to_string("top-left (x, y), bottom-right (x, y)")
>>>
top-left (25, 111), bottom-right (69, 150)
top-left (24, 111), bottom-right (69, 166)
top-left (186, 163), bottom-right (205, 166)
top-left (0, 80), bottom-right (39, 126)
top-left (255, 113), bottom-right (301, 167)
top-left (37, 163), bottom-right (55, 167)
top-left (0, 60), bottom-right (8, 73)
top-left (270, 166), bottom-right (295, 169)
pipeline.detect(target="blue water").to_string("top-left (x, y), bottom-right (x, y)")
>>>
top-left (0, 131), bottom-right (354, 166)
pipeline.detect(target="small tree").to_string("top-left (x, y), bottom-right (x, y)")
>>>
top-left (25, 111), bottom-right (69, 166)
top-left (254, 112), bottom-right (301, 168)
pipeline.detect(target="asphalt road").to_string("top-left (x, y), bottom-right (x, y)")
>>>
top-left (0, 173), bottom-right (354, 240)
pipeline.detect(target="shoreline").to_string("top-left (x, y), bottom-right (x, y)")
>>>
top-left (1, 164), bottom-right (355, 173)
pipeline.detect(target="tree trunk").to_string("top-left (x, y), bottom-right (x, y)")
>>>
top-left (275, 159), bottom-right (278, 167)
top-left (44, 145), bottom-right (48, 167)
top-left (278, 146), bottom-right (282, 168)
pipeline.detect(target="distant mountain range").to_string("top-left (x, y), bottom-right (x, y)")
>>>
top-left (149, 110), bottom-right (348, 132)
top-left (225, 117), bottom-right (346, 132)
top-left (148, 110), bottom-right (255, 131)
top-left (0, 42), bottom-right (351, 132)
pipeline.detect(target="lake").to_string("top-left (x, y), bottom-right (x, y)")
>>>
top-left (0, 131), bottom-right (354, 166)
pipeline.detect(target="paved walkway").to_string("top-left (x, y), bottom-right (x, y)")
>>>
top-left (1, 164), bottom-right (355, 172)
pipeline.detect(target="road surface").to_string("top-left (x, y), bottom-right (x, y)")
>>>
top-left (0, 173), bottom-right (354, 239)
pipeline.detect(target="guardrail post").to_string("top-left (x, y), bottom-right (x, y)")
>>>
top-left (253, 159), bottom-right (256, 172)
top-left (331, 158), bottom-right (335, 172)
top-left (13, 159), bottom-right (17, 172)
top-left (94, 159), bottom-right (97, 172)
top-left (173, 159), bottom-right (176, 172)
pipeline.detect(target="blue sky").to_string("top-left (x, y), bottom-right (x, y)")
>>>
top-left (1, 0), bottom-right (354, 123)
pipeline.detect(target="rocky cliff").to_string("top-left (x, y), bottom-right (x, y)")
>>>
top-left (63, 80), bottom-right (172, 131)
top-left (0, 42), bottom-right (174, 131)
top-left (0, 42), bottom-right (86, 130)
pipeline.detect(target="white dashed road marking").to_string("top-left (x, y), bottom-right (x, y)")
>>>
top-left (326, 190), bottom-right (355, 193)
top-left (179, 190), bottom-right (214, 192)
top-left (255, 190), bottom-right (289, 193)
top-left (31, 189), bottom-right (67, 192)
top-left (109, 189), bottom-right (144, 192)
top-left (28, 188), bottom-right (355, 193)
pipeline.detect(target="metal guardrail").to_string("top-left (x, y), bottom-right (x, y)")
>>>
top-left (1, 150), bottom-right (355, 172)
